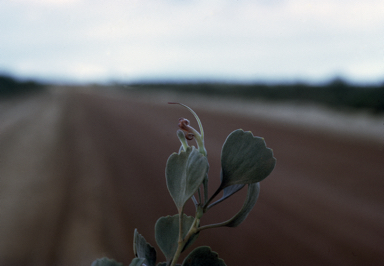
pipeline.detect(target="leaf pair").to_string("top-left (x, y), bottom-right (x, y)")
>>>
top-left (209, 129), bottom-right (275, 206)
top-left (166, 146), bottom-right (209, 212)
top-left (204, 129), bottom-right (275, 228)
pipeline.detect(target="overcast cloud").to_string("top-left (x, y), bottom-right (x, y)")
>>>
top-left (1, 0), bottom-right (383, 83)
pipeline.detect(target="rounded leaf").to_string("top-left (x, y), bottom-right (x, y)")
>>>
top-left (155, 214), bottom-right (197, 263)
top-left (182, 246), bottom-right (226, 266)
top-left (220, 129), bottom-right (276, 188)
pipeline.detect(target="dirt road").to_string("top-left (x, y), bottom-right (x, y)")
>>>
top-left (0, 88), bottom-right (383, 266)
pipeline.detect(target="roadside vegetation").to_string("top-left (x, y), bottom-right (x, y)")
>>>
top-left (0, 74), bottom-right (45, 98)
top-left (2, 73), bottom-right (383, 114)
top-left (126, 78), bottom-right (384, 114)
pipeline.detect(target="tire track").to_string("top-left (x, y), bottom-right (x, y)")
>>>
top-left (0, 91), bottom-right (67, 265)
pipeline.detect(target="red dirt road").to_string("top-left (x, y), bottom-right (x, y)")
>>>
top-left (0, 88), bottom-right (383, 266)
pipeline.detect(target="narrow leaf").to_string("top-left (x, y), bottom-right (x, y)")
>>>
top-left (208, 183), bottom-right (245, 209)
top-left (166, 146), bottom-right (209, 211)
top-left (224, 182), bottom-right (260, 227)
top-left (182, 246), bottom-right (226, 266)
top-left (133, 229), bottom-right (156, 266)
top-left (220, 129), bottom-right (276, 188)
top-left (91, 258), bottom-right (123, 266)
top-left (155, 214), bottom-right (198, 263)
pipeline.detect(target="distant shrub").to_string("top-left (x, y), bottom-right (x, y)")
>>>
top-left (0, 75), bottom-right (45, 97)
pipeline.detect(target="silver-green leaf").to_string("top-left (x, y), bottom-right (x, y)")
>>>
top-left (155, 214), bottom-right (197, 263)
top-left (181, 246), bottom-right (226, 266)
top-left (220, 129), bottom-right (276, 188)
top-left (91, 258), bottom-right (123, 266)
top-left (133, 229), bottom-right (156, 266)
top-left (166, 146), bottom-right (209, 211)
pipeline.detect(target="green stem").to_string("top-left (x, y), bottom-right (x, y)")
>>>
top-left (178, 208), bottom-right (184, 243)
top-left (197, 221), bottom-right (229, 232)
top-left (170, 241), bottom-right (184, 266)
top-left (184, 215), bottom-right (200, 240)
top-left (170, 208), bottom-right (184, 266)
top-left (169, 207), bottom-right (202, 266)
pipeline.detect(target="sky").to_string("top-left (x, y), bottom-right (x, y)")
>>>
top-left (1, 0), bottom-right (384, 84)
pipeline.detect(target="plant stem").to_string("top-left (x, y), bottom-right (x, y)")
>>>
top-left (178, 208), bottom-right (184, 243)
top-left (169, 208), bottom-right (201, 266)
top-left (169, 209), bottom-right (184, 266)
top-left (170, 240), bottom-right (184, 266)
top-left (197, 221), bottom-right (228, 232)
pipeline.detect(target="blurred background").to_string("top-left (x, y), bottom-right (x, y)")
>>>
top-left (1, 0), bottom-right (384, 112)
top-left (0, 1), bottom-right (384, 265)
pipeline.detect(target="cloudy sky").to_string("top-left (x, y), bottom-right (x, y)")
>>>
top-left (1, 0), bottom-right (384, 84)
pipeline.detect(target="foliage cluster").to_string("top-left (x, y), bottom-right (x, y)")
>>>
top-left (92, 103), bottom-right (276, 266)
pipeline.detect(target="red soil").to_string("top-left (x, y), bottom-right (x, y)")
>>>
top-left (0, 88), bottom-right (383, 265)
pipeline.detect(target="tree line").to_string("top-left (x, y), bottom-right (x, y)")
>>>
top-left (127, 79), bottom-right (384, 114)
top-left (0, 75), bottom-right (45, 97)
